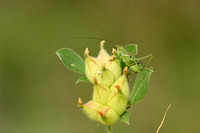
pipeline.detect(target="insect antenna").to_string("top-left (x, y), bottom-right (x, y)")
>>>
top-left (66, 36), bottom-right (117, 46)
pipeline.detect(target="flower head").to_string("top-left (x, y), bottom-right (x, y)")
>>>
top-left (79, 41), bottom-right (129, 126)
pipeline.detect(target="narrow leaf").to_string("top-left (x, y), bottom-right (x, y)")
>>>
top-left (130, 67), bottom-right (153, 105)
top-left (125, 44), bottom-right (138, 56)
top-left (56, 48), bottom-right (85, 74)
top-left (120, 111), bottom-right (130, 125)
top-left (76, 77), bottom-right (90, 84)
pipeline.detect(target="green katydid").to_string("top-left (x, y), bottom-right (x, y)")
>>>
top-left (112, 44), bottom-right (155, 73)
top-left (64, 37), bottom-right (155, 73)
top-left (93, 39), bottom-right (155, 72)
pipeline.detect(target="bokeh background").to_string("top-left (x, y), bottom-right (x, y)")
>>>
top-left (0, 0), bottom-right (200, 133)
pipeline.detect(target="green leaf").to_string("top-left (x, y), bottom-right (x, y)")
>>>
top-left (125, 44), bottom-right (138, 56)
top-left (76, 77), bottom-right (90, 84)
top-left (120, 111), bottom-right (130, 125)
top-left (130, 67), bottom-right (153, 105)
top-left (56, 48), bottom-right (85, 74)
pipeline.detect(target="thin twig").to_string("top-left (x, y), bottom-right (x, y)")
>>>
top-left (156, 104), bottom-right (171, 133)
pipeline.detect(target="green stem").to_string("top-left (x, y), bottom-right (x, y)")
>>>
top-left (107, 125), bottom-right (112, 133)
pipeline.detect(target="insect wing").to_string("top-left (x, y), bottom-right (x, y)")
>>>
top-left (125, 44), bottom-right (138, 56)
top-left (116, 45), bottom-right (129, 57)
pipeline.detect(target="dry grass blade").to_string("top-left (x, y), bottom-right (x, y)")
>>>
top-left (156, 104), bottom-right (171, 133)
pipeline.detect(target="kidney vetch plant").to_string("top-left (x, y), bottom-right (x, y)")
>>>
top-left (56, 40), bottom-right (169, 133)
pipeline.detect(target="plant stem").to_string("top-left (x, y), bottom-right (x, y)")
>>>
top-left (107, 125), bottom-right (112, 133)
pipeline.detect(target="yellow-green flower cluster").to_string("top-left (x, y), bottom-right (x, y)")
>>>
top-left (78, 41), bottom-right (129, 125)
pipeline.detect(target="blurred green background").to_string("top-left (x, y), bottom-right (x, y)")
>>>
top-left (0, 0), bottom-right (200, 133)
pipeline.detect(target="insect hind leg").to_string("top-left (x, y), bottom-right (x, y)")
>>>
top-left (145, 55), bottom-right (156, 70)
top-left (137, 54), bottom-right (155, 70)
top-left (146, 55), bottom-right (153, 66)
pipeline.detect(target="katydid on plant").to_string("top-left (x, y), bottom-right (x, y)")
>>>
top-left (56, 39), bottom-right (157, 133)
top-left (111, 44), bottom-right (154, 73)
top-left (65, 37), bottom-right (155, 72)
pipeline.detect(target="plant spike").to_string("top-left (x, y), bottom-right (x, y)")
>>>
top-left (56, 40), bottom-right (157, 133)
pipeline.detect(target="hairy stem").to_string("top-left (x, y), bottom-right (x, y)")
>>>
top-left (107, 125), bottom-right (112, 133)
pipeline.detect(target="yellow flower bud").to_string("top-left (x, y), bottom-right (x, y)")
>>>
top-left (95, 64), bottom-right (115, 87)
top-left (93, 78), bottom-right (110, 104)
top-left (110, 66), bottom-right (129, 98)
top-left (79, 43), bottom-right (131, 126)
top-left (78, 99), bottom-right (103, 121)
top-left (85, 48), bottom-right (102, 83)
top-left (107, 87), bottom-right (128, 115)
top-left (97, 106), bottom-right (119, 125)
top-left (105, 56), bottom-right (121, 80)
top-left (97, 41), bottom-right (121, 80)
top-left (97, 40), bottom-right (111, 64)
